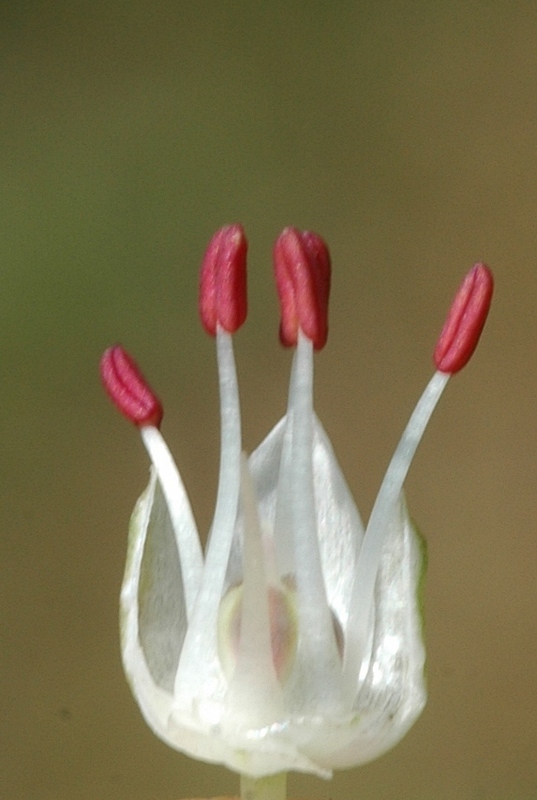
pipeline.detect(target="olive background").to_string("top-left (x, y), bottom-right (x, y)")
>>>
top-left (1, 2), bottom-right (536, 799)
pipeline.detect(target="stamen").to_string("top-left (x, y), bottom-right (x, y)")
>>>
top-left (274, 331), bottom-right (343, 712)
top-left (342, 371), bottom-right (450, 698)
top-left (101, 345), bottom-right (203, 617)
top-left (174, 225), bottom-right (248, 707)
top-left (342, 263), bottom-right (493, 699)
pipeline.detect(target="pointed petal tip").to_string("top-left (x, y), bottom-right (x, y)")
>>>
top-left (100, 345), bottom-right (163, 428)
top-left (433, 262), bottom-right (494, 374)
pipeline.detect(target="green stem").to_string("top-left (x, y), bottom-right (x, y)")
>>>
top-left (240, 772), bottom-right (287, 800)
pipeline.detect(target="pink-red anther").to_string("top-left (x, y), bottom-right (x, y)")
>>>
top-left (433, 263), bottom-right (494, 374)
top-left (199, 225), bottom-right (248, 336)
top-left (100, 345), bottom-right (163, 428)
top-left (273, 227), bottom-right (331, 350)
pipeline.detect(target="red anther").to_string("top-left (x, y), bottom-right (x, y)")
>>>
top-left (433, 263), bottom-right (494, 374)
top-left (273, 227), bottom-right (331, 350)
top-left (199, 225), bottom-right (248, 336)
top-left (100, 346), bottom-right (163, 428)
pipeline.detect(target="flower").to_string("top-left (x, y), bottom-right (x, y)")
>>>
top-left (100, 226), bottom-right (493, 779)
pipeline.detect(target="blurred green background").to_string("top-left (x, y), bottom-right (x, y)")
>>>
top-left (1, 2), bottom-right (536, 799)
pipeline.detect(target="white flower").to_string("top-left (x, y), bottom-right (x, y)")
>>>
top-left (100, 226), bottom-right (493, 779)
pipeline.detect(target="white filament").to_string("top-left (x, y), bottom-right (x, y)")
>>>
top-left (275, 331), bottom-right (343, 712)
top-left (173, 327), bottom-right (242, 704)
top-left (342, 370), bottom-right (450, 699)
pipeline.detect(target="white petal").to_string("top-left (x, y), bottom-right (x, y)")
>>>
top-left (299, 493), bottom-right (427, 769)
top-left (248, 413), bottom-right (364, 632)
top-left (139, 427), bottom-right (204, 617)
top-left (120, 470), bottom-right (182, 743)
top-left (224, 456), bottom-right (286, 728)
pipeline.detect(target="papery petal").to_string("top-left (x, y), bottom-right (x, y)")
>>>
top-left (120, 470), bottom-right (184, 742)
top-left (306, 493), bottom-right (426, 770)
top-left (248, 414), bottom-right (364, 631)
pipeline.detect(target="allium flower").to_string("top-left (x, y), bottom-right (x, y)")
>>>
top-left (100, 226), bottom-right (493, 781)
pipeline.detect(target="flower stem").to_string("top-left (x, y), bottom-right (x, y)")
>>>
top-left (240, 773), bottom-right (287, 800)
